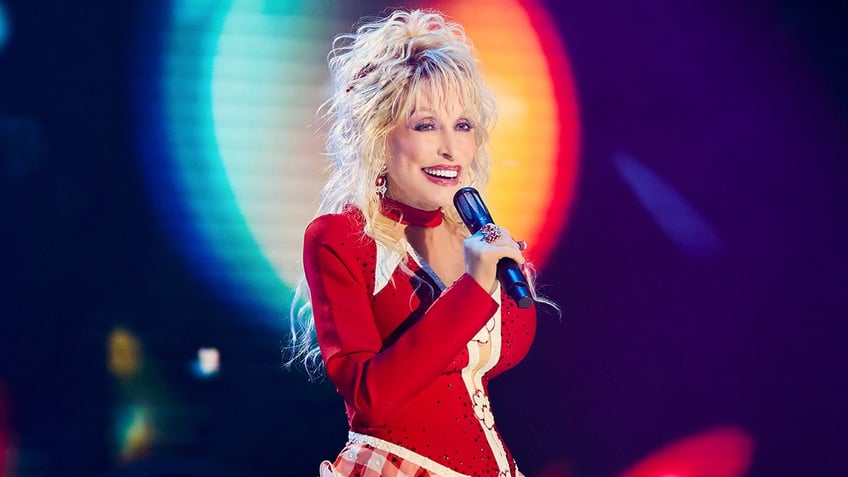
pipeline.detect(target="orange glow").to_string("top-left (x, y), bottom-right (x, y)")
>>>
top-left (428, 0), bottom-right (580, 265)
top-left (108, 328), bottom-right (142, 379)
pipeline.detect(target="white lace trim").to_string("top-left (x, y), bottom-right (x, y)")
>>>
top-left (371, 243), bottom-right (514, 475)
top-left (347, 432), bottom-right (470, 477)
top-left (461, 287), bottom-right (512, 474)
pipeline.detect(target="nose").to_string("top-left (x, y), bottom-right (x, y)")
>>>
top-left (438, 130), bottom-right (455, 161)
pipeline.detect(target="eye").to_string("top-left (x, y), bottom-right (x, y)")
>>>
top-left (412, 121), bottom-right (436, 132)
top-left (455, 120), bottom-right (473, 132)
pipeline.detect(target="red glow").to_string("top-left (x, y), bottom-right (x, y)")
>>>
top-left (620, 426), bottom-right (754, 477)
top-left (0, 381), bottom-right (15, 477)
top-left (539, 460), bottom-right (578, 477)
top-left (516, 0), bottom-right (581, 266)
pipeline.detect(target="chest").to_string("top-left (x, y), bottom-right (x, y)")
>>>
top-left (369, 256), bottom-right (536, 374)
top-left (403, 227), bottom-right (466, 287)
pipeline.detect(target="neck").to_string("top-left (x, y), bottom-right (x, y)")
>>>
top-left (380, 196), bottom-right (444, 228)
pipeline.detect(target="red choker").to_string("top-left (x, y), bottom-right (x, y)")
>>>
top-left (380, 197), bottom-right (444, 227)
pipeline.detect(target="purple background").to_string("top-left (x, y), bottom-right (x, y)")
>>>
top-left (498, 2), bottom-right (848, 476)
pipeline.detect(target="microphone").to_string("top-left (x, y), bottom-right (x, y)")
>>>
top-left (453, 187), bottom-right (533, 308)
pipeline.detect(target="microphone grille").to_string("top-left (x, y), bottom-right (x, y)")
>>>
top-left (453, 187), bottom-right (494, 233)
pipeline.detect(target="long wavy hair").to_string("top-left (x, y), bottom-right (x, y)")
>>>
top-left (286, 9), bottom-right (498, 379)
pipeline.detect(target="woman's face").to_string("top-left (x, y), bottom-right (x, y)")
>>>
top-left (385, 93), bottom-right (478, 211)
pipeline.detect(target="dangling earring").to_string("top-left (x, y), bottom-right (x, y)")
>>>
top-left (375, 172), bottom-right (387, 199)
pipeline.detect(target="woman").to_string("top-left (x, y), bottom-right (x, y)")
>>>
top-left (289, 9), bottom-right (539, 477)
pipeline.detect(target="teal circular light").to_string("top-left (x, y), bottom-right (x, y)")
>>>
top-left (0, 2), bottom-right (10, 52)
top-left (134, 1), bottom-right (342, 324)
top-left (134, 1), bottom-right (574, 325)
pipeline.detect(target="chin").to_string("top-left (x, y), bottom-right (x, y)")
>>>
top-left (433, 191), bottom-right (458, 210)
top-left (400, 184), bottom-right (459, 211)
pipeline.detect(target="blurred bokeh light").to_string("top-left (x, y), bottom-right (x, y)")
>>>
top-left (133, 0), bottom-right (578, 324)
top-left (0, 2), bottom-right (9, 53)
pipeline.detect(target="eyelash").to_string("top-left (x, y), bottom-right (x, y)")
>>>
top-left (412, 121), bottom-right (473, 132)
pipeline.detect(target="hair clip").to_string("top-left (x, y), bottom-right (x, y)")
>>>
top-left (345, 63), bottom-right (376, 93)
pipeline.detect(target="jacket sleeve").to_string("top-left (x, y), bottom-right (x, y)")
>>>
top-left (303, 213), bottom-right (498, 424)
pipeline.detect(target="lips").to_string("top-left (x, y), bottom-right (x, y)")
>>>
top-left (422, 166), bottom-right (461, 180)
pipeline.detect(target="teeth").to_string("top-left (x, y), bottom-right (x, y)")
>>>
top-left (423, 168), bottom-right (458, 178)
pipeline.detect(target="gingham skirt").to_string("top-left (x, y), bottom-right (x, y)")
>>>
top-left (319, 432), bottom-right (525, 477)
top-left (319, 432), bottom-right (469, 477)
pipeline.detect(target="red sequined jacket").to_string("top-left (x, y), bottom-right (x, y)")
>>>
top-left (303, 207), bottom-right (537, 476)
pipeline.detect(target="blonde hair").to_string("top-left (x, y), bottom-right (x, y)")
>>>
top-left (287, 9), bottom-right (497, 378)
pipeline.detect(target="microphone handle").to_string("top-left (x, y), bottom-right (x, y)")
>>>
top-left (497, 259), bottom-right (534, 309)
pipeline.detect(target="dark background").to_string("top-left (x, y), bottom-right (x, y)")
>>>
top-left (2, 1), bottom-right (846, 476)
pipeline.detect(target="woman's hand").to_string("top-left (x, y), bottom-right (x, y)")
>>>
top-left (463, 224), bottom-right (526, 294)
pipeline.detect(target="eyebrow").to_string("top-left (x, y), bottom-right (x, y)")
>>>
top-left (408, 108), bottom-right (471, 120)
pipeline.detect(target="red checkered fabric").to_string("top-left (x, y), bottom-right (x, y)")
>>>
top-left (319, 442), bottom-right (441, 477)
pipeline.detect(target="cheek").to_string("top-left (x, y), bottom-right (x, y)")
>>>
top-left (392, 137), bottom-right (427, 166)
top-left (461, 137), bottom-right (479, 161)
top-left (385, 145), bottom-right (420, 180)
top-left (386, 156), bottom-right (407, 180)
top-left (385, 135), bottom-right (407, 171)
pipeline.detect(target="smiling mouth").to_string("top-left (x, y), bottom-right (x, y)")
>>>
top-left (422, 167), bottom-right (460, 179)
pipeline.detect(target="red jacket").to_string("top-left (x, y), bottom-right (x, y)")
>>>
top-left (304, 207), bottom-right (537, 476)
